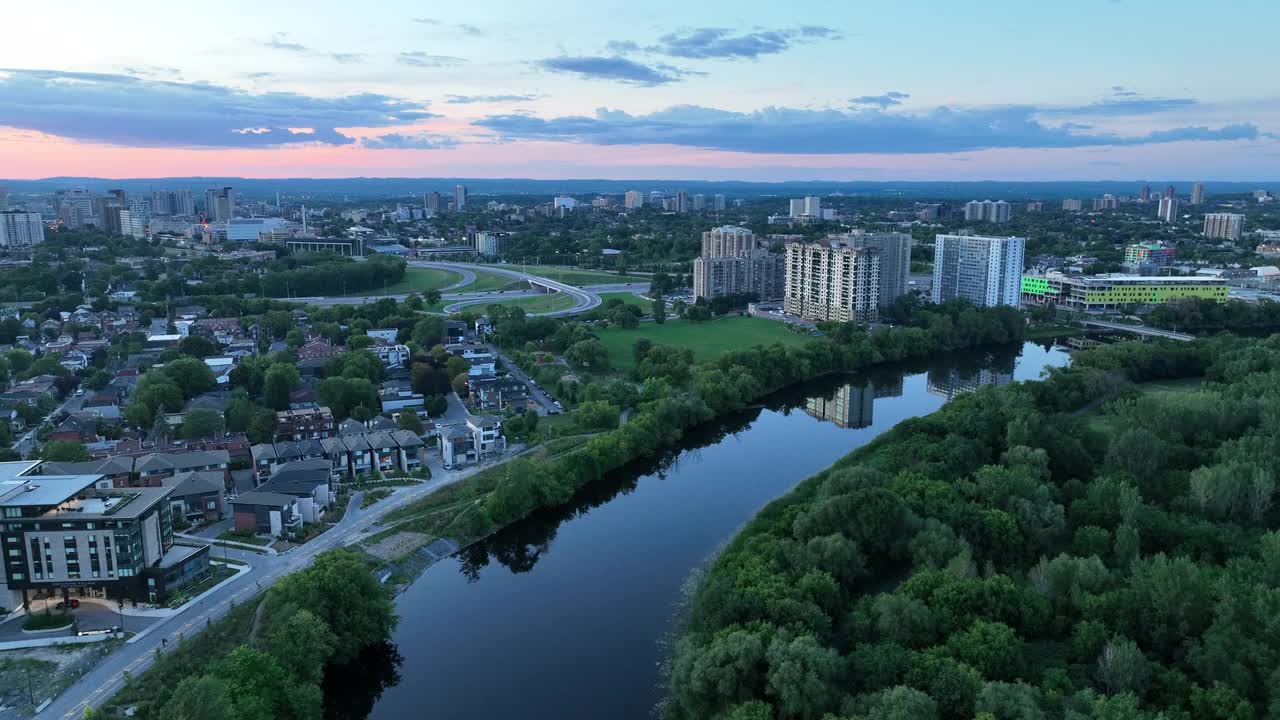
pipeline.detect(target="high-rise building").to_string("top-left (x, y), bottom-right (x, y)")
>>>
top-left (931, 234), bottom-right (1025, 308)
top-left (57, 190), bottom-right (94, 227)
top-left (0, 211), bottom-right (45, 247)
top-left (1202, 213), bottom-right (1245, 241)
top-left (803, 196), bottom-right (821, 217)
top-left (1026, 201), bottom-right (1044, 212)
top-left (475, 231), bottom-right (509, 256)
top-left (964, 199), bottom-right (1010, 223)
top-left (790, 198), bottom-right (806, 218)
top-left (152, 190), bottom-right (194, 217)
top-left (624, 190), bottom-right (644, 209)
top-left (713, 193), bottom-right (726, 211)
top-left (693, 194), bottom-right (705, 211)
top-left (692, 226), bottom-right (784, 301)
top-left (1092, 194), bottom-right (1118, 211)
top-left (649, 191), bottom-right (663, 206)
top-left (0, 187), bottom-right (7, 211)
top-left (783, 238), bottom-right (881, 323)
top-left (1190, 183), bottom-right (1205, 205)
top-left (424, 192), bottom-right (441, 212)
top-left (1138, 185), bottom-right (1151, 203)
top-left (454, 185), bottom-right (467, 211)
top-left (675, 190), bottom-right (690, 213)
top-left (118, 209), bottom-right (147, 239)
top-left (1164, 185), bottom-right (1176, 201)
top-left (1157, 196), bottom-right (1179, 223)
top-left (842, 231), bottom-right (913, 308)
top-left (205, 187), bottom-right (234, 221)
top-left (1062, 198), bottom-right (1083, 212)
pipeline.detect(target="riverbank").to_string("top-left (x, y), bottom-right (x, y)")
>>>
top-left (361, 306), bottom-right (1029, 572)
top-left (665, 337), bottom-right (1229, 720)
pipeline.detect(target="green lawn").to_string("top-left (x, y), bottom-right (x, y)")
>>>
top-left (597, 316), bottom-right (816, 370)
top-left (597, 291), bottom-right (652, 309)
top-left (469, 292), bottom-right (578, 314)
top-left (466, 269), bottom-right (524, 292)
top-left (342, 267), bottom-right (463, 296)
top-left (1084, 377), bottom-right (1205, 434)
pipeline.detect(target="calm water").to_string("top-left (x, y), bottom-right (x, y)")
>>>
top-left (350, 341), bottom-right (1069, 720)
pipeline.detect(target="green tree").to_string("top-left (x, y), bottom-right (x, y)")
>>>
top-left (158, 675), bottom-right (237, 720)
top-left (565, 338), bottom-right (609, 369)
top-left (84, 369), bottom-right (111, 391)
top-left (284, 329), bottom-right (305, 349)
top-left (266, 549), bottom-right (396, 664)
top-left (181, 409), bottom-right (225, 440)
top-left (177, 335), bottom-right (219, 359)
top-left (39, 440), bottom-right (90, 462)
top-left (398, 411), bottom-right (423, 434)
top-left (248, 409), bottom-right (278, 444)
top-left (653, 296), bottom-right (667, 324)
top-left (263, 364), bottom-right (300, 411)
top-left (764, 634), bottom-right (841, 719)
top-left (265, 608), bottom-right (337, 686)
top-left (161, 358), bottom-right (217, 399)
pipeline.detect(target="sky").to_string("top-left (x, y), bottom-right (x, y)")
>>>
top-left (2, 0), bottom-right (1279, 182)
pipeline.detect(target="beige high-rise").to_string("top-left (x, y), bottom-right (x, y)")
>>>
top-left (783, 239), bottom-right (880, 323)
top-left (692, 226), bottom-right (785, 301)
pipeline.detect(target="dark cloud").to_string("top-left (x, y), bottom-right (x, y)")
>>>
top-left (536, 56), bottom-right (689, 86)
top-left (397, 52), bottom-right (466, 68)
top-left (361, 133), bottom-right (458, 150)
top-left (475, 103), bottom-right (1259, 154)
top-left (1111, 85), bottom-right (1139, 97)
top-left (0, 68), bottom-right (437, 148)
top-left (647, 26), bottom-right (840, 60)
top-left (444, 93), bottom-right (542, 104)
top-left (850, 91), bottom-right (910, 109)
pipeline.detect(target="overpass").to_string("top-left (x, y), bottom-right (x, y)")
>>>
top-left (1080, 319), bottom-right (1195, 342)
top-left (410, 261), bottom-right (602, 317)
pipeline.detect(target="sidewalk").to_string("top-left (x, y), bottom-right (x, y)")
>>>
top-left (176, 532), bottom-right (278, 555)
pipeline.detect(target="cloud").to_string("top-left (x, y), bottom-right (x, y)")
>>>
top-left (397, 52), bottom-right (466, 68)
top-left (262, 33), bottom-right (309, 53)
top-left (330, 53), bottom-right (366, 64)
top-left (411, 18), bottom-right (485, 36)
top-left (360, 132), bottom-right (458, 150)
top-left (0, 68), bottom-right (437, 148)
top-left (1111, 85), bottom-right (1139, 97)
top-left (1041, 97), bottom-right (1197, 117)
top-left (850, 91), bottom-right (910, 109)
top-left (474, 102), bottom-right (1260, 154)
top-left (536, 56), bottom-right (689, 86)
top-left (457, 24), bottom-right (486, 37)
top-left (646, 26), bottom-right (840, 60)
top-left (444, 93), bottom-right (542, 104)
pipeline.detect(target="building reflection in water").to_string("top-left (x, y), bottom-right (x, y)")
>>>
top-left (804, 376), bottom-right (904, 429)
top-left (926, 361), bottom-right (1016, 400)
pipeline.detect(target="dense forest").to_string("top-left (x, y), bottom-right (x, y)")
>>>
top-left (667, 334), bottom-right (1280, 720)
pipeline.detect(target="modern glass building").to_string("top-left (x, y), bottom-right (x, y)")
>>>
top-left (1020, 272), bottom-right (1228, 312)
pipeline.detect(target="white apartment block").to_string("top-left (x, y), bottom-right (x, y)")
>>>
top-left (783, 239), bottom-right (881, 323)
top-left (0, 211), bottom-right (45, 247)
top-left (931, 234), bottom-right (1025, 308)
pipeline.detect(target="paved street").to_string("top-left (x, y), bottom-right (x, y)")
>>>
top-left (487, 344), bottom-right (559, 416)
top-left (41, 456), bottom-right (495, 719)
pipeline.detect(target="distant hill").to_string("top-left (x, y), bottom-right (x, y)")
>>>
top-left (2, 176), bottom-right (1276, 201)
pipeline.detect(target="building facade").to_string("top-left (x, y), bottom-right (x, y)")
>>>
top-left (783, 239), bottom-right (881, 323)
top-left (692, 226), bottom-right (785, 301)
top-left (1203, 213), bottom-right (1245, 241)
top-left (1123, 243), bottom-right (1176, 269)
top-left (931, 234), bottom-right (1025, 308)
top-left (1190, 183), bottom-right (1205, 205)
top-left (1158, 196), bottom-right (1179, 223)
top-left (205, 187), bottom-right (234, 221)
top-left (841, 231), bottom-right (913, 307)
top-left (475, 231), bottom-right (509, 256)
top-left (1020, 272), bottom-right (1228, 312)
top-left (454, 184), bottom-right (467, 211)
top-left (624, 191), bottom-right (644, 209)
top-left (0, 211), bottom-right (44, 247)
top-left (964, 200), bottom-right (1010, 223)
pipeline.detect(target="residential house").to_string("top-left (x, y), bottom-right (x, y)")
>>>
top-left (37, 456), bottom-right (134, 487)
top-left (379, 384), bottom-right (425, 413)
top-left (231, 492), bottom-right (301, 537)
top-left (134, 450), bottom-right (230, 485)
top-left (370, 342), bottom-right (411, 369)
top-left (274, 407), bottom-right (335, 442)
top-left (469, 375), bottom-right (530, 411)
top-left (366, 329), bottom-right (399, 344)
top-left (445, 321), bottom-right (468, 343)
top-left (438, 415), bottom-right (506, 468)
top-left (59, 349), bottom-right (90, 371)
top-left (50, 415), bottom-right (99, 444)
top-left (161, 470), bottom-right (225, 523)
top-left (257, 459), bottom-right (333, 523)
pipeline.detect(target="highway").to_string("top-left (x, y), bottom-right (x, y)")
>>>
top-left (296, 262), bottom-right (648, 317)
top-left (41, 457), bottom-right (493, 719)
top-left (1080, 319), bottom-right (1195, 341)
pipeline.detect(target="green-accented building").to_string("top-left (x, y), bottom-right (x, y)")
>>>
top-left (1021, 272), bottom-right (1228, 312)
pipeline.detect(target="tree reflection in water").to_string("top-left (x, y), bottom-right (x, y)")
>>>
top-left (322, 641), bottom-right (404, 720)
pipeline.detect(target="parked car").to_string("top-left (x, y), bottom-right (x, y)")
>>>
top-left (56, 598), bottom-right (80, 610)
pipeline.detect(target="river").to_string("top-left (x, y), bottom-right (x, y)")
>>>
top-left (337, 340), bottom-right (1070, 720)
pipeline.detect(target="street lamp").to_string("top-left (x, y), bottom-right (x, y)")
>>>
top-left (117, 598), bottom-right (125, 634)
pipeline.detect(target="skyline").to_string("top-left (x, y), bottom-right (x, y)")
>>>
top-left (4, 0), bottom-right (1280, 181)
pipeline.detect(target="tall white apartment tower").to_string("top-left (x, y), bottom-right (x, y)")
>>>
top-left (1203, 213), bottom-right (1245, 241)
top-left (454, 184), bottom-right (467, 211)
top-left (624, 191), bottom-right (645, 209)
top-left (931, 234), bottom-right (1025, 308)
top-left (713, 193), bottom-right (726, 211)
top-left (0, 211), bottom-right (45, 247)
top-left (1190, 183), bottom-right (1205, 205)
top-left (1158, 196), bottom-right (1179, 223)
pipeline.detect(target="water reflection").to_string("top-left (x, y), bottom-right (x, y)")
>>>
top-left (322, 642), bottom-right (403, 720)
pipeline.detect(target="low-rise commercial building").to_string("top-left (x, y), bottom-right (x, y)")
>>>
top-left (1020, 272), bottom-right (1229, 312)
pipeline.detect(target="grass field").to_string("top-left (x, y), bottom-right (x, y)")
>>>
top-left (466, 269), bottom-right (524, 292)
top-left (1083, 377), bottom-right (1205, 434)
top-left (597, 315), bottom-right (816, 370)
top-left (469, 292), bottom-right (578, 314)
top-left (597, 291), bottom-right (652, 309)
top-left (342, 267), bottom-right (462, 296)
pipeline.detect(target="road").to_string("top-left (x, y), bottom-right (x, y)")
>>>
top-left (487, 344), bottom-right (559, 416)
top-left (15, 393), bottom-right (85, 458)
top-left (1080, 319), bottom-right (1195, 341)
top-left (43, 456), bottom-right (497, 719)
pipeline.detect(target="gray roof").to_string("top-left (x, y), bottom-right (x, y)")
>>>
top-left (135, 450), bottom-right (229, 473)
top-left (391, 430), bottom-right (424, 448)
top-left (364, 431), bottom-right (397, 450)
top-left (161, 470), bottom-right (224, 498)
top-left (251, 443), bottom-right (277, 462)
top-left (40, 457), bottom-right (133, 476)
top-left (231, 491), bottom-right (296, 508)
top-left (441, 425), bottom-right (470, 440)
top-left (260, 459), bottom-right (331, 496)
top-left (320, 436), bottom-right (348, 454)
top-left (231, 469), bottom-right (257, 495)
top-left (337, 418), bottom-right (367, 435)
top-left (367, 415), bottom-right (396, 431)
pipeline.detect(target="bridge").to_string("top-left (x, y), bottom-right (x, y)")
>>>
top-left (410, 261), bottom-right (602, 317)
top-left (1080, 319), bottom-right (1195, 342)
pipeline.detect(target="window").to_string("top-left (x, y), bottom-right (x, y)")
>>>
top-left (2, 508), bottom-right (20, 519)
top-left (6, 548), bottom-right (18, 557)
top-left (10, 573), bottom-right (23, 580)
